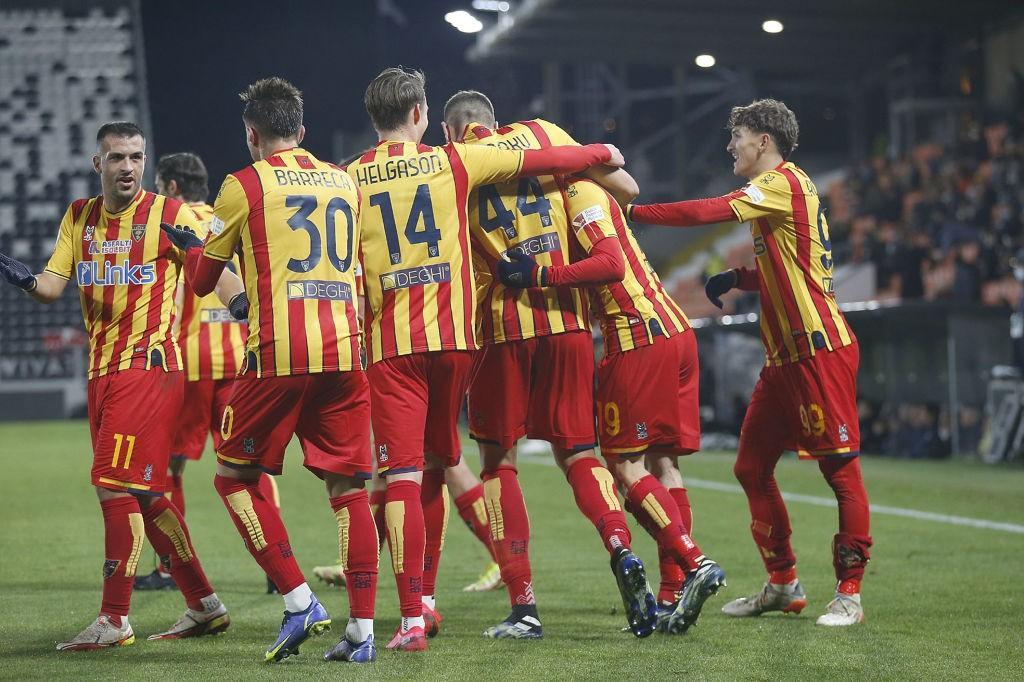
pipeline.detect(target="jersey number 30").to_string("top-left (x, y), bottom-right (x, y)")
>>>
top-left (285, 194), bottom-right (355, 274)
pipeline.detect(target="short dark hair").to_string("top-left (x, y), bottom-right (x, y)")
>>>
top-left (96, 121), bottom-right (145, 146)
top-left (156, 152), bottom-right (209, 202)
top-left (443, 90), bottom-right (496, 137)
top-left (240, 77), bottom-right (303, 140)
top-left (727, 99), bottom-right (799, 159)
top-left (365, 66), bottom-right (426, 132)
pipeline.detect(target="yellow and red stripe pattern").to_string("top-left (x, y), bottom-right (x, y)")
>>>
top-left (44, 190), bottom-right (197, 378)
top-left (727, 162), bottom-right (855, 366)
top-left (177, 202), bottom-right (247, 381)
top-left (562, 179), bottom-right (690, 353)
top-left (463, 119), bottom-right (590, 345)
top-left (203, 148), bottom-right (363, 378)
top-left (346, 140), bottom-right (525, 363)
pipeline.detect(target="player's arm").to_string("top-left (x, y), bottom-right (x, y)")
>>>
top-left (705, 265), bottom-right (760, 308)
top-left (629, 175), bottom-right (792, 227)
top-left (0, 204), bottom-right (77, 302)
top-left (214, 268), bottom-right (248, 320)
top-left (166, 174), bottom-right (247, 297)
top-left (452, 141), bottom-right (624, 189)
top-left (582, 166), bottom-right (639, 205)
top-left (532, 119), bottom-right (639, 203)
top-left (499, 180), bottom-right (625, 289)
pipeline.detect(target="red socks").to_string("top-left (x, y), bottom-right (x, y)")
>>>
top-left (770, 566), bottom-right (798, 584)
top-left (330, 489), bottom-right (378, 619)
top-left (99, 497), bottom-right (145, 621)
top-left (564, 457), bottom-right (632, 554)
top-left (214, 474), bottom-right (305, 594)
top-left (168, 473), bottom-right (185, 516)
top-left (482, 466), bottom-right (535, 606)
top-left (819, 457), bottom-right (872, 584)
top-left (141, 496), bottom-right (214, 611)
top-left (668, 486), bottom-right (693, 534)
top-left (421, 470), bottom-right (448, 599)
top-left (733, 447), bottom-right (796, 573)
top-left (370, 489), bottom-right (387, 553)
top-left (383, 479), bottom-right (425, 618)
top-left (625, 475), bottom-right (704, 572)
top-left (454, 484), bottom-right (496, 561)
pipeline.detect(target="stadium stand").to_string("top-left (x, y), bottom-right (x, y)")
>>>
top-left (0, 1), bottom-right (149, 415)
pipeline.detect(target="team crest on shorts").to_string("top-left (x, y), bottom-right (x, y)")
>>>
top-left (243, 438), bottom-right (256, 454)
top-left (143, 464), bottom-right (153, 482)
top-left (636, 422), bottom-right (649, 440)
top-left (378, 444), bottom-right (389, 462)
top-left (102, 558), bottom-right (121, 579)
top-left (838, 424), bottom-right (849, 443)
top-left (131, 224), bottom-right (147, 241)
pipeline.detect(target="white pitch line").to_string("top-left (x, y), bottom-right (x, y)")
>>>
top-left (516, 453), bottom-right (1024, 535)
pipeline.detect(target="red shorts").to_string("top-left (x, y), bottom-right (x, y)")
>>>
top-left (467, 331), bottom-right (597, 452)
top-left (741, 343), bottom-right (861, 459)
top-left (596, 330), bottom-right (700, 458)
top-left (88, 368), bottom-right (184, 496)
top-left (171, 378), bottom-right (234, 460)
top-left (214, 371), bottom-right (372, 479)
top-left (368, 351), bottom-right (475, 475)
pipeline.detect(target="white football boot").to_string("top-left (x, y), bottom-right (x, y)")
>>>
top-left (816, 592), bottom-right (864, 626)
top-left (722, 580), bottom-right (808, 617)
top-left (57, 615), bottom-right (135, 651)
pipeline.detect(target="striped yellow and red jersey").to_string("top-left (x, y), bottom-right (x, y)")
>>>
top-left (726, 162), bottom-right (855, 366)
top-left (346, 140), bottom-right (526, 363)
top-left (176, 202), bottom-right (247, 381)
top-left (562, 178), bottom-right (690, 354)
top-left (44, 190), bottom-right (200, 379)
top-left (463, 119), bottom-right (591, 344)
top-left (203, 147), bottom-right (362, 378)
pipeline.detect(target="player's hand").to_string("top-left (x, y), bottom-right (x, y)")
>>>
top-left (228, 292), bottom-right (249, 320)
top-left (498, 250), bottom-right (546, 288)
top-left (160, 222), bottom-right (203, 251)
top-left (0, 252), bottom-right (37, 292)
top-left (705, 269), bottom-right (738, 309)
top-left (603, 144), bottom-right (625, 167)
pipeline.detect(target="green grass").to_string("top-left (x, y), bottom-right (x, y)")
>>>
top-left (1, 420), bottom-right (1023, 680)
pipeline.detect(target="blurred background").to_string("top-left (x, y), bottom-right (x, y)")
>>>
top-left (2, 0), bottom-right (1023, 463)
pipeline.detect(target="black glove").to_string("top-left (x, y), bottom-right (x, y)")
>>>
top-left (704, 269), bottom-right (738, 309)
top-left (498, 250), bottom-right (546, 288)
top-left (160, 222), bottom-right (203, 251)
top-left (0, 252), bottom-right (37, 292)
top-left (228, 292), bottom-right (249, 321)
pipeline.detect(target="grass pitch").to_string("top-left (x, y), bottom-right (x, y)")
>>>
top-left (1, 420), bottom-right (1022, 680)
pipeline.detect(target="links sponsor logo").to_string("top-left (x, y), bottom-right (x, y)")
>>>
top-left (286, 280), bottom-right (353, 301)
top-left (380, 263), bottom-right (451, 291)
top-left (76, 259), bottom-right (156, 286)
top-left (504, 232), bottom-right (561, 259)
top-left (201, 308), bottom-right (236, 323)
top-left (88, 239), bottom-right (133, 255)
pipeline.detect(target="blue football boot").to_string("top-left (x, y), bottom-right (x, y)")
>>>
top-left (611, 548), bottom-right (657, 638)
top-left (265, 594), bottom-right (331, 662)
top-left (664, 559), bottom-right (726, 634)
top-left (324, 633), bottom-right (377, 663)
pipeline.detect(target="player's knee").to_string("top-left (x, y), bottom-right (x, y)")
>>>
top-left (733, 457), bottom-right (767, 489)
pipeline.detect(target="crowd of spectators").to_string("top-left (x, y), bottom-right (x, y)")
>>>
top-left (826, 117), bottom-right (1024, 308)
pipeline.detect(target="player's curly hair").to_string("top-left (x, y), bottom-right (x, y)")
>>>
top-left (365, 66), bottom-right (426, 132)
top-left (727, 99), bottom-right (799, 159)
top-left (156, 152), bottom-right (209, 202)
top-left (444, 90), bottom-right (496, 138)
top-left (240, 77), bottom-right (303, 140)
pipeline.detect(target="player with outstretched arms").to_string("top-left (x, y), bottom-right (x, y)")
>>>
top-left (443, 90), bottom-right (661, 639)
top-left (627, 99), bottom-right (871, 627)
top-left (346, 66), bottom-right (625, 651)
top-left (164, 78), bottom-right (381, 663)
top-left (0, 122), bottom-right (237, 650)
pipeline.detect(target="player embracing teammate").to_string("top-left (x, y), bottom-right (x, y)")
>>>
top-left (629, 99), bottom-right (872, 627)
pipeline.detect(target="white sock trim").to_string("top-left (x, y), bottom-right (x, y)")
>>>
top-left (283, 583), bottom-right (313, 613)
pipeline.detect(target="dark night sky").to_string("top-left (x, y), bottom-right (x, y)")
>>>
top-left (141, 0), bottom-right (489, 190)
